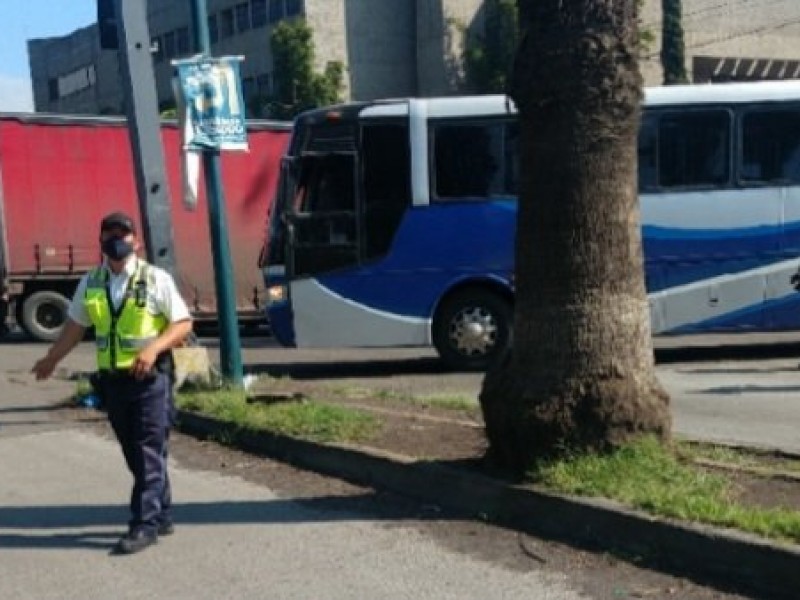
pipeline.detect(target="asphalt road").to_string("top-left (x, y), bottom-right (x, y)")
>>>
top-left (237, 334), bottom-right (800, 454)
top-left (4, 332), bottom-right (800, 454)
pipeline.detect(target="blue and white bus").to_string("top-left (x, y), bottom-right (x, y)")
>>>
top-left (260, 81), bottom-right (800, 370)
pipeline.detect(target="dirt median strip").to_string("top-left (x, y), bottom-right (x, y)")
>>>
top-left (176, 409), bottom-right (800, 600)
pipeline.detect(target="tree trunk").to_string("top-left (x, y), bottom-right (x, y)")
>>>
top-left (479, 0), bottom-right (671, 474)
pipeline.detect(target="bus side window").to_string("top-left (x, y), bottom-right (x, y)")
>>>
top-left (433, 122), bottom-right (503, 200)
top-left (638, 114), bottom-right (658, 191)
top-left (504, 122), bottom-right (520, 195)
top-left (741, 108), bottom-right (800, 184)
top-left (658, 110), bottom-right (731, 188)
top-left (362, 124), bottom-right (411, 259)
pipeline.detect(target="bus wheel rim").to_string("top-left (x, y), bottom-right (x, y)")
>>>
top-left (448, 306), bottom-right (497, 356)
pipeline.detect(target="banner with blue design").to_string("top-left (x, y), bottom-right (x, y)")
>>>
top-left (173, 55), bottom-right (248, 151)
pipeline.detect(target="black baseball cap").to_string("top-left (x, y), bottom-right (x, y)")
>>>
top-left (100, 211), bottom-right (136, 233)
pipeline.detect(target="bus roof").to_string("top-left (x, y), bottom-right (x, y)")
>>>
top-left (644, 80), bottom-right (800, 106)
top-left (353, 80), bottom-right (800, 120)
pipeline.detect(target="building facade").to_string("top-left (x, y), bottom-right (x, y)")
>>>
top-left (29, 0), bottom-right (483, 115)
top-left (27, 0), bottom-right (800, 116)
top-left (640, 0), bottom-right (800, 84)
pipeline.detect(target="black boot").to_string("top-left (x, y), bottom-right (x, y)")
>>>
top-left (114, 528), bottom-right (157, 554)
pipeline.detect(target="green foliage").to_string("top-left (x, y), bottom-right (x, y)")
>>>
top-left (254, 18), bottom-right (344, 119)
top-left (177, 387), bottom-right (379, 444)
top-left (463, 0), bottom-right (653, 91)
top-left (661, 0), bottom-right (688, 84)
top-left (463, 0), bottom-right (519, 93)
top-left (528, 436), bottom-right (800, 544)
top-left (637, 0), bottom-right (656, 54)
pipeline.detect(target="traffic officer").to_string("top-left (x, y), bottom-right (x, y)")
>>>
top-left (32, 211), bottom-right (192, 555)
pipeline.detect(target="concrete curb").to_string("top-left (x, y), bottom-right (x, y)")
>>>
top-left (177, 410), bottom-right (799, 599)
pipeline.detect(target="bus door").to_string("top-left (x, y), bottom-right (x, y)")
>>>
top-left (261, 156), bottom-right (297, 273)
top-left (285, 151), bottom-right (360, 277)
top-left (283, 151), bottom-right (361, 343)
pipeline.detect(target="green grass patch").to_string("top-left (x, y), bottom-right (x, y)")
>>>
top-left (329, 385), bottom-right (478, 412)
top-left (677, 440), bottom-right (800, 477)
top-left (407, 393), bottom-right (478, 412)
top-left (528, 436), bottom-right (800, 544)
top-left (176, 387), bottom-right (380, 444)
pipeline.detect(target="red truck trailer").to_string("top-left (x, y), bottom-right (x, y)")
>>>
top-left (0, 113), bottom-right (291, 341)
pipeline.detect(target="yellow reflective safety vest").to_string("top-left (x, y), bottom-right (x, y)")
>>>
top-left (83, 261), bottom-right (168, 370)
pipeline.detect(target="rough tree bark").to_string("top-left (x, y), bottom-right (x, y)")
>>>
top-left (479, 0), bottom-right (671, 475)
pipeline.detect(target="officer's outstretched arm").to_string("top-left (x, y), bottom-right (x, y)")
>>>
top-left (32, 319), bottom-right (87, 380)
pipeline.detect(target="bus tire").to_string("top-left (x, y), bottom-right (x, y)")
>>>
top-left (20, 290), bottom-right (71, 343)
top-left (433, 289), bottom-right (512, 372)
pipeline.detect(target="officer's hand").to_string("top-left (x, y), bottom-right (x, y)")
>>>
top-left (31, 356), bottom-right (57, 381)
top-left (132, 346), bottom-right (158, 380)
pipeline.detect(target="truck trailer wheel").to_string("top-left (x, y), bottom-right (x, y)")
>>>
top-left (20, 290), bottom-right (70, 342)
top-left (432, 289), bottom-right (512, 372)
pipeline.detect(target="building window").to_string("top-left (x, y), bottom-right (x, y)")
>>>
top-left (257, 73), bottom-right (271, 96)
top-left (208, 14), bottom-right (219, 44)
top-left (176, 27), bottom-right (190, 56)
top-left (151, 37), bottom-right (163, 63)
top-left (252, 0), bottom-right (267, 27)
top-left (242, 76), bottom-right (256, 100)
top-left (269, 0), bottom-right (284, 23)
top-left (163, 30), bottom-right (176, 59)
top-left (48, 78), bottom-right (59, 101)
top-left (56, 65), bottom-right (97, 98)
top-left (220, 8), bottom-right (234, 38)
top-left (235, 2), bottom-right (251, 32)
top-left (286, 0), bottom-right (303, 17)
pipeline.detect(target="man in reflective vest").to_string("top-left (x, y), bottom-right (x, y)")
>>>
top-left (33, 211), bottom-right (193, 555)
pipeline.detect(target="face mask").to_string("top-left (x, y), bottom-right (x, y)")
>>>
top-left (101, 237), bottom-right (134, 261)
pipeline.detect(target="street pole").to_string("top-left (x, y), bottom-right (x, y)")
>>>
top-left (111, 0), bottom-right (177, 276)
top-left (188, 0), bottom-right (244, 386)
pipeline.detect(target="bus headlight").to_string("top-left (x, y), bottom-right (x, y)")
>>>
top-left (267, 284), bottom-right (288, 306)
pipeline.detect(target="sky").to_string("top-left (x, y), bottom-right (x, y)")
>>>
top-left (0, 1), bottom-right (96, 112)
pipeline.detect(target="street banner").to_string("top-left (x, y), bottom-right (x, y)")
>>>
top-left (173, 55), bottom-right (248, 152)
top-left (172, 76), bottom-right (202, 210)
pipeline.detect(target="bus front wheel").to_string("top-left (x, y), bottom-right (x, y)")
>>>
top-left (433, 289), bottom-right (512, 372)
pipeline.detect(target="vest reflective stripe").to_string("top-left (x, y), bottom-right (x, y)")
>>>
top-left (95, 335), bottom-right (157, 351)
top-left (119, 335), bottom-right (159, 350)
top-left (83, 262), bottom-right (168, 370)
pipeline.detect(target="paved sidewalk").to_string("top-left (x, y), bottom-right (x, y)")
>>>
top-left (0, 429), bottom-right (585, 600)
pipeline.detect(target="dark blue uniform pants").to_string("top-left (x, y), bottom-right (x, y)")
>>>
top-left (102, 372), bottom-right (174, 534)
